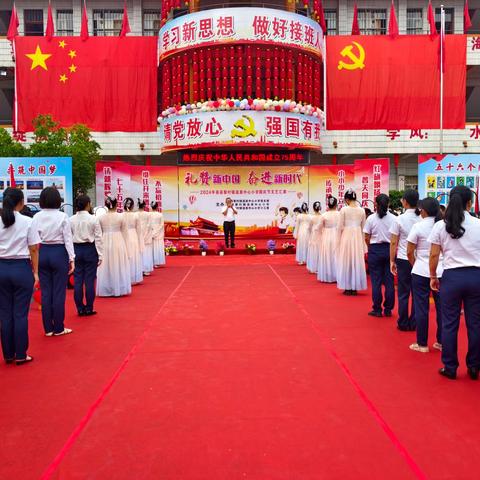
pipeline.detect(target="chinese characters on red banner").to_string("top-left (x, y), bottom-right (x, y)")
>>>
top-left (7, 163), bottom-right (57, 176)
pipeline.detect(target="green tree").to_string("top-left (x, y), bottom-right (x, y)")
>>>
top-left (0, 128), bottom-right (28, 157)
top-left (389, 190), bottom-right (404, 210)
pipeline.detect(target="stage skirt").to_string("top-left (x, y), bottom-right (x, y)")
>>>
top-left (336, 225), bottom-right (367, 291)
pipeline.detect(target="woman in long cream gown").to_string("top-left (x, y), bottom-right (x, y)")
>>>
top-left (123, 198), bottom-right (143, 285)
top-left (306, 201), bottom-right (323, 273)
top-left (336, 190), bottom-right (367, 295)
top-left (293, 203), bottom-right (310, 265)
top-left (317, 196), bottom-right (340, 283)
top-left (151, 202), bottom-right (166, 268)
top-left (96, 198), bottom-right (132, 297)
top-left (137, 200), bottom-right (154, 276)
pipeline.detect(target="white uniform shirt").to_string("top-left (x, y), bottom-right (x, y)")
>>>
top-left (31, 209), bottom-right (75, 261)
top-left (70, 211), bottom-right (104, 259)
top-left (363, 212), bottom-right (396, 243)
top-left (389, 209), bottom-right (421, 260)
top-left (0, 212), bottom-right (41, 259)
top-left (407, 217), bottom-right (444, 278)
top-left (222, 206), bottom-right (236, 222)
top-left (428, 213), bottom-right (480, 270)
top-left (278, 215), bottom-right (290, 230)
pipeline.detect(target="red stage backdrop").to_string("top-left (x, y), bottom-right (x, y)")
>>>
top-left (326, 35), bottom-right (466, 130)
top-left (14, 37), bottom-right (158, 132)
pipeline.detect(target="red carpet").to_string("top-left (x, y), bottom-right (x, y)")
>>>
top-left (0, 255), bottom-right (478, 479)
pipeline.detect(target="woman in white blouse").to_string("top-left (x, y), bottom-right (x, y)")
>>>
top-left (31, 187), bottom-right (74, 337)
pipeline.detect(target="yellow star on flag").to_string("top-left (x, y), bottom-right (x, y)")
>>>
top-left (25, 45), bottom-right (52, 71)
top-left (59, 74), bottom-right (68, 83)
top-left (69, 64), bottom-right (77, 73)
top-left (59, 40), bottom-right (67, 49)
top-left (68, 50), bottom-right (77, 59)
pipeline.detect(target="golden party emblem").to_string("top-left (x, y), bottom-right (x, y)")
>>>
top-left (337, 42), bottom-right (365, 71)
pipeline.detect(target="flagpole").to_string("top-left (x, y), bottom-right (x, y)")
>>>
top-left (440, 5), bottom-right (445, 154)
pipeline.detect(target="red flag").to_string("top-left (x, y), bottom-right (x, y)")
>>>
top-left (120, 1), bottom-right (131, 38)
top-left (80, 1), bottom-right (89, 41)
top-left (9, 163), bottom-right (16, 188)
top-left (352, 3), bottom-right (360, 35)
top-left (45, 1), bottom-right (54, 41)
top-left (6, 4), bottom-right (19, 41)
top-left (326, 35), bottom-right (466, 130)
top-left (318, 0), bottom-right (327, 33)
top-left (428, 1), bottom-right (437, 38)
top-left (14, 37), bottom-right (158, 132)
top-left (464, 0), bottom-right (472, 32)
top-left (388, 1), bottom-right (399, 38)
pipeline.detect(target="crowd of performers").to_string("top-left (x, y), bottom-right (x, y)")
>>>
top-left (294, 187), bottom-right (480, 380)
top-left (0, 188), bottom-right (165, 365)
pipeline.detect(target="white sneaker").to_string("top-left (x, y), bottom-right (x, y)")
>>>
top-left (54, 328), bottom-right (73, 336)
top-left (432, 342), bottom-right (442, 351)
top-left (45, 332), bottom-right (54, 337)
top-left (409, 343), bottom-right (429, 353)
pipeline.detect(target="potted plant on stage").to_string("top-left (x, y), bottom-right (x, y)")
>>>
top-left (216, 242), bottom-right (225, 256)
top-left (199, 240), bottom-right (208, 256)
top-left (282, 242), bottom-right (295, 254)
top-left (183, 243), bottom-right (194, 255)
top-left (165, 240), bottom-right (178, 256)
top-left (267, 240), bottom-right (276, 255)
top-left (245, 243), bottom-right (257, 255)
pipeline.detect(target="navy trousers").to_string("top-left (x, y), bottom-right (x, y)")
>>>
top-left (224, 221), bottom-right (235, 247)
top-left (440, 267), bottom-right (480, 372)
top-left (39, 244), bottom-right (69, 334)
top-left (73, 243), bottom-right (99, 314)
top-left (396, 258), bottom-right (416, 329)
top-left (411, 273), bottom-right (442, 347)
top-left (368, 243), bottom-right (395, 314)
top-left (0, 259), bottom-right (34, 361)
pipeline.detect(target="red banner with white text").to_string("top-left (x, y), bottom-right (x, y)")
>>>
top-left (326, 35), bottom-right (466, 130)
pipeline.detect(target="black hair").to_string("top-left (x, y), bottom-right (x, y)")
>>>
top-left (138, 198), bottom-right (146, 209)
top-left (279, 207), bottom-right (288, 215)
top-left (375, 193), bottom-right (389, 219)
top-left (124, 197), bottom-right (135, 211)
top-left (327, 196), bottom-right (338, 209)
top-left (301, 202), bottom-right (309, 213)
top-left (75, 194), bottom-right (91, 212)
top-left (105, 196), bottom-right (118, 210)
top-left (445, 186), bottom-right (473, 239)
top-left (313, 201), bottom-right (322, 213)
top-left (1, 188), bottom-right (24, 228)
top-left (293, 207), bottom-right (301, 214)
top-left (344, 189), bottom-right (357, 202)
top-left (402, 189), bottom-right (419, 211)
top-left (364, 207), bottom-right (373, 217)
top-left (151, 201), bottom-right (159, 211)
top-left (39, 186), bottom-right (62, 209)
top-left (419, 197), bottom-right (442, 223)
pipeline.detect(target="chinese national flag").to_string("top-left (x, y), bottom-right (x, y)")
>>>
top-left (326, 35), bottom-right (466, 130)
top-left (14, 37), bottom-right (158, 132)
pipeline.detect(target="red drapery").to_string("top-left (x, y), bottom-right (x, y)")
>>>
top-left (192, 50), bottom-right (199, 101)
top-left (273, 47), bottom-right (280, 99)
top-left (246, 46), bottom-right (253, 98)
top-left (255, 47), bottom-right (262, 98)
top-left (238, 46), bottom-right (244, 99)
top-left (265, 48), bottom-right (272, 99)
top-left (229, 46), bottom-right (236, 98)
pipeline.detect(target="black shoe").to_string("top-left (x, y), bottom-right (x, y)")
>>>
top-left (343, 290), bottom-right (351, 296)
top-left (85, 311), bottom-right (97, 316)
top-left (467, 367), bottom-right (480, 380)
top-left (368, 310), bottom-right (383, 317)
top-left (439, 367), bottom-right (456, 380)
top-left (231, 244), bottom-right (235, 248)
top-left (5, 358), bottom-right (14, 365)
top-left (384, 311), bottom-right (392, 317)
top-left (78, 311), bottom-right (86, 317)
top-left (397, 325), bottom-right (415, 332)
top-left (16, 355), bottom-right (34, 366)
top-left (351, 290), bottom-right (357, 296)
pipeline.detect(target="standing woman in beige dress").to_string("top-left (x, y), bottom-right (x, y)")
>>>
top-left (293, 202), bottom-right (310, 265)
top-left (137, 200), bottom-right (154, 276)
top-left (336, 190), bottom-right (367, 295)
top-left (317, 196), bottom-right (340, 283)
top-left (151, 201), bottom-right (166, 268)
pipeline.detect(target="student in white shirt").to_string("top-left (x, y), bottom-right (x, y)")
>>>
top-left (364, 194), bottom-right (396, 317)
top-left (0, 188), bottom-right (40, 365)
top-left (32, 187), bottom-right (75, 337)
top-left (406, 197), bottom-right (443, 353)
top-left (276, 206), bottom-right (291, 234)
top-left (429, 186), bottom-right (480, 380)
top-left (389, 190), bottom-right (421, 331)
top-left (222, 197), bottom-right (237, 248)
top-left (70, 195), bottom-right (103, 317)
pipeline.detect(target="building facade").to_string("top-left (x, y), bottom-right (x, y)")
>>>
top-left (1, 0), bottom-right (480, 190)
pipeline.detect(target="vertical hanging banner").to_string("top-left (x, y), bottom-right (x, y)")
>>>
top-left (95, 161), bottom-right (131, 212)
top-left (308, 165), bottom-right (355, 209)
top-left (354, 158), bottom-right (390, 207)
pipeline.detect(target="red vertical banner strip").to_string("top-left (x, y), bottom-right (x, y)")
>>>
top-left (287, 49), bottom-right (294, 99)
top-left (163, 60), bottom-right (170, 109)
top-left (273, 47), bottom-right (280, 99)
top-left (171, 57), bottom-right (177, 105)
top-left (246, 46), bottom-right (253, 98)
top-left (237, 46), bottom-right (244, 99)
top-left (280, 48), bottom-right (286, 100)
top-left (206, 48), bottom-right (213, 99)
top-left (265, 48), bottom-right (272, 99)
top-left (297, 53), bottom-right (303, 102)
top-left (175, 56), bottom-right (181, 105)
top-left (215, 48), bottom-right (221, 98)
top-left (307, 55), bottom-right (314, 104)
top-left (229, 46), bottom-right (236, 98)
top-left (255, 47), bottom-right (262, 98)
top-left (198, 48), bottom-right (205, 101)
top-left (192, 50), bottom-right (199, 102)
top-left (183, 53), bottom-right (189, 104)
top-left (222, 47), bottom-right (229, 98)
top-left (313, 59), bottom-right (321, 108)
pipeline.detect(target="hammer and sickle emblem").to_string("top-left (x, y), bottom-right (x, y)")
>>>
top-left (230, 115), bottom-right (257, 139)
top-left (337, 41), bottom-right (365, 70)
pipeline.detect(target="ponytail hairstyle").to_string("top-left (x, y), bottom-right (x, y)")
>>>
top-left (293, 207), bottom-right (301, 215)
top-left (123, 197), bottom-right (135, 212)
top-left (138, 198), bottom-right (146, 209)
top-left (344, 189), bottom-right (357, 203)
top-left (313, 201), bottom-right (322, 213)
top-left (327, 196), bottom-right (338, 210)
top-left (151, 201), bottom-right (159, 211)
top-left (402, 189), bottom-right (420, 215)
top-left (445, 186), bottom-right (472, 239)
top-left (419, 197), bottom-right (442, 223)
top-left (375, 193), bottom-right (390, 219)
top-left (301, 202), bottom-right (309, 213)
top-left (105, 196), bottom-right (118, 210)
top-left (1, 188), bottom-right (24, 228)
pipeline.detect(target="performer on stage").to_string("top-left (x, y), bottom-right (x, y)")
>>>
top-left (407, 197), bottom-right (443, 354)
top-left (222, 197), bottom-right (237, 248)
top-left (97, 198), bottom-right (131, 297)
top-left (317, 196), bottom-right (340, 283)
top-left (293, 202), bottom-right (310, 265)
top-left (137, 200), bottom-right (154, 276)
top-left (336, 190), bottom-right (367, 295)
top-left (275, 206), bottom-right (291, 234)
top-left (123, 198), bottom-right (143, 285)
top-left (363, 194), bottom-right (395, 317)
top-left (151, 202), bottom-right (166, 268)
top-left (306, 201), bottom-right (322, 274)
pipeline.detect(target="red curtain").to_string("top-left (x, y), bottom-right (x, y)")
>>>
top-left (314, 59), bottom-right (321, 108)
top-left (222, 47), bottom-right (229, 98)
top-left (246, 46), bottom-right (253, 98)
top-left (287, 50), bottom-right (294, 99)
top-left (182, 53), bottom-right (189, 103)
top-left (265, 48), bottom-right (272, 99)
top-left (192, 50), bottom-right (199, 101)
top-left (297, 53), bottom-right (303, 102)
top-left (206, 48), bottom-right (213, 99)
top-left (273, 48), bottom-right (280, 99)
top-left (215, 48), bottom-right (221, 98)
top-left (255, 47), bottom-right (262, 98)
top-left (280, 48), bottom-right (286, 100)
top-left (229, 46), bottom-right (236, 98)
